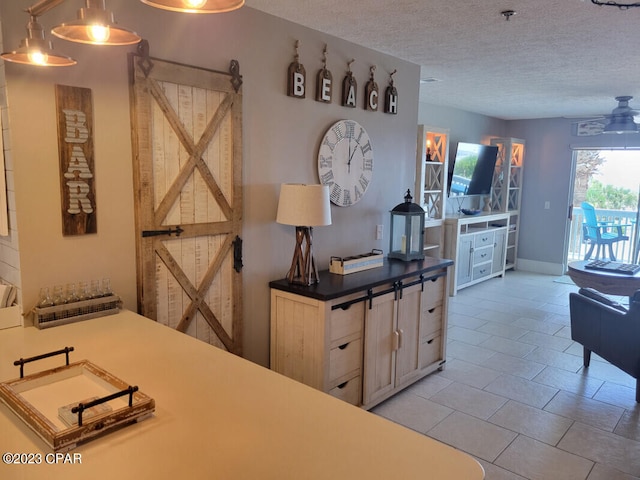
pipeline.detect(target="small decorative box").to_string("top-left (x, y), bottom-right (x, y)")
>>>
top-left (330, 249), bottom-right (384, 275)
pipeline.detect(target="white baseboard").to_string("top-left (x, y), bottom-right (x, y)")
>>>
top-left (515, 258), bottom-right (565, 276)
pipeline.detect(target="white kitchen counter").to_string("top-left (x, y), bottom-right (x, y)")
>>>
top-left (0, 311), bottom-right (483, 479)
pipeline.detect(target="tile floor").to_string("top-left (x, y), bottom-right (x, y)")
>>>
top-left (371, 270), bottom-right (640, 480)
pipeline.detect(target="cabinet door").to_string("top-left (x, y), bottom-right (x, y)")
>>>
top-left (457, 235), bottom-right (474, 285)
top-left (395, 282), bottom-right (423, 387)
top-left (363, 290), bottom-right (397, 407)
top-left (492, 229), bottom-right (507, 273)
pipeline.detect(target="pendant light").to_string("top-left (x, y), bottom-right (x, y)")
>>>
top-left (140, 0), bottom-right (245, 13)
top-left (1, 17), bottom-right (76, 67)
top-left (51, 0), bottom-right (141, 45)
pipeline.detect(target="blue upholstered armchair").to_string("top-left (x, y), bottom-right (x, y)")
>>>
top-left (569, 288), bottom-right (640, 402)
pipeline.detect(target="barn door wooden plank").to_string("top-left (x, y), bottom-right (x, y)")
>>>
top-left (129, 53), bottom-right (243, 355)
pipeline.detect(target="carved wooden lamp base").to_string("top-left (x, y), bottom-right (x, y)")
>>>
top-left (286, 226), bottom-right (319, 285)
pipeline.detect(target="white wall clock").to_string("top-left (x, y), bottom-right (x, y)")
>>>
top-left (318, 119), bottom-right (374, 207)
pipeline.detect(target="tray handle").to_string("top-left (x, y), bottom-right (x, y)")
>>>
top-left (72, 386), bottom-right (139, 426)
top-left (13, 346), bottom-right (74, 379)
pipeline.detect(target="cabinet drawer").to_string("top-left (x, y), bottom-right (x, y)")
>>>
top-left (474, 231), bottom-right (495, 248)
top-left (472, 263), bottom-right (492, 280)
top-left (419, 332), bottom-right (442, 369)
top-left (421, 305), bottom-right (443, 338)
top-left (328, 375), bottom-right (361, 406)
top-left (422, 275), bottom-right (445, 308)
top-left (329, 339), bottom-right (362, 383)
top-left (330, 301), bottom-right (364, 345)
top-left (473, 246), bottom-right (493, 264)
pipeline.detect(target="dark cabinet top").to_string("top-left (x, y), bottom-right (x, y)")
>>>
top-left (270, 257), bottom-right (453, 301)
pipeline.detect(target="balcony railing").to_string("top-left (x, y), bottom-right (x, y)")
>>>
top-left (567, 207), bottom-right (639, 264)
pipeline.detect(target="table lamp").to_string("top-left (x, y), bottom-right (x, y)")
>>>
top-left (276, 184), bottom-right (332, 285)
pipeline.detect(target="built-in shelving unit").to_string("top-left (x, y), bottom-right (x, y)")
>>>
top-left (415, 126), bottom-right (449, 259)
top-left (490, 137), bottom-right (525, 271)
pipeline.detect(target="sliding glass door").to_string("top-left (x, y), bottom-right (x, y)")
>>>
top-left (565, 149), bottom-right (640, 268)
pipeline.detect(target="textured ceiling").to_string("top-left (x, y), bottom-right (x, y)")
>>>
top-left (245, 0), bottom-right (640, 120)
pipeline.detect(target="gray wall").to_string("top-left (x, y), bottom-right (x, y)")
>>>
top-left (0, 3), bottom-right (420, 366)
top-left (508, 118), bottom-right (640, 274)
top-left (4, 1), bottom-right (638, 366)
top-left (419, 106), bottom-right (640, 275)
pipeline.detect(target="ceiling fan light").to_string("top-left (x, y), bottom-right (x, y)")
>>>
top-left (1, 19), bottom-right (76, 67)
top-left (140, 0), bottom-right (245, 13)
top-left (52, 0), bottom-right (141, 45)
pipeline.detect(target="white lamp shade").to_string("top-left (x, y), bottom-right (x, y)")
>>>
top-left (276, 184), bottom-right (332, 227)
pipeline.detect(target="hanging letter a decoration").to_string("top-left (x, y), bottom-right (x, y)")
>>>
top-left (55, 84), bottom-right (97, 235)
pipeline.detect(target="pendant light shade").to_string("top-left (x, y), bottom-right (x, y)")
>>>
top-left (51, 0), bottom-right (141, 45)
top-left (140, 0), bottom-right (245, 13)
top-left (1, 18), bottom-right (76, 67)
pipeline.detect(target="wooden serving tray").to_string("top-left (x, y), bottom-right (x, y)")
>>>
top-left (0, 353), bottom-right (154, 452)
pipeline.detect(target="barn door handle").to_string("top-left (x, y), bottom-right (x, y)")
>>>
top-left (232, 235), bottom-right (243, 272)
top-left (142, 226), bottom-right (184, 238)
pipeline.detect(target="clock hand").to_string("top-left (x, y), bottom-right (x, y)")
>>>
top-left (348, 141), bottom-right (358, 173)
top-left (348, 138), bottom-right (353, 173)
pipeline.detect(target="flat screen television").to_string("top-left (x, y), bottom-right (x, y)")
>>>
top-left (448, 142), bottom-right (499, 196)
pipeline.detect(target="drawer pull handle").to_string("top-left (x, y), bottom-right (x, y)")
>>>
top-left (428, 307), bottom-right (436, 314)
top-left (338, 342), bottom-right (349, 350)
top-left (337, 381), bottom-right (349, 389)
top-left (427, 338), bottom-right (435, 345)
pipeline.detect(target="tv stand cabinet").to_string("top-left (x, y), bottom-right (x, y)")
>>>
top-left (444, 212), bottom-right (510, 295)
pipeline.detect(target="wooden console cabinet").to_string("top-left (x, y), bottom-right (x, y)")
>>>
top-left (444, 212), bottom-right (510, 295)
top-left (270, 258), bottom-right (452, 410)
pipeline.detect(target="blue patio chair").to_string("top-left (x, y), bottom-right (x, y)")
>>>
top-left (581, 202), bottom-right (629, 261)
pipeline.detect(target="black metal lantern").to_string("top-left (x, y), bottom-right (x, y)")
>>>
top-left (389, 190), bottom-right (425, 261)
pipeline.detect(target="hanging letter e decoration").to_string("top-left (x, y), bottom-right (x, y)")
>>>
top-left (55, 84), bottom-right (97, 236)
top-left (315, 45), bottom-right (333, 103)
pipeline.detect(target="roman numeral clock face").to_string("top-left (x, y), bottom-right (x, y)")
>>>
top-left (317, 120), bottom-right (374, 207)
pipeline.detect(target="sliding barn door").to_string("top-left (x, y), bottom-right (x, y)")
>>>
top-left (129, 51), bottom-right (243, 355)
